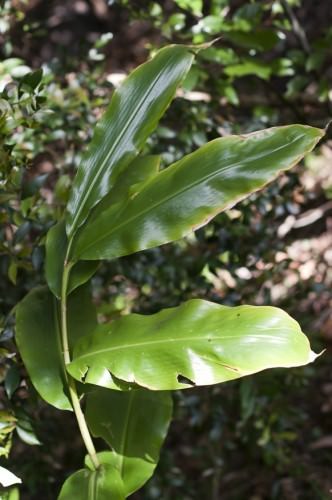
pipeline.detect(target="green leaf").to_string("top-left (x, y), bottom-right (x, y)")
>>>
top-left (58, 465), bottom-right (125, 500)
top-left (0, 466), bottom-right (21, 487)
top-left (224, 29), bottom-right (279, 51)
top-left (224, 58), bottom-right (272, 79)
top-left (15, 285), bottom-right (97, 410)
top-left (46, 156), bottom-right (159, 297)
top-left (19, 68), bottom-right (43, 90)
top-left (86, 388), bottom-right (172, 495)
top-left (16, 417), bottom-right (41, 446)
top-left (68, 299), bottom-right (317, 391)
top-left (45, 220), bottom-right (99, 298)
top-left (106, 155), bottom-right (161, 205)
top-left (66, 45), bottom-right (196, 236)
top-left (71, 125), bottom-right (323, 261)
top-left (87, 155), bottom-right (161, 224)
top-left (0, 487), bottom-right (20, 500)
top-left (4, 365), bottom-right (20, 399)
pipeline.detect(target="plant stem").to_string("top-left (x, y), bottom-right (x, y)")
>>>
top-left (61, 261), bottom-right (100, 470)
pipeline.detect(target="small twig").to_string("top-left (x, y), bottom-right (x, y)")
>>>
top-left (280, 0), bottom-right (332, 119)
top-left (280, 0), bottom-right (310, 54)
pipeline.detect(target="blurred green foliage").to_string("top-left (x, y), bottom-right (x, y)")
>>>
top-left (0, 0), bottom-right (331, 498)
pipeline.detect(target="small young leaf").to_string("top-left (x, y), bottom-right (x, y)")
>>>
top-left (0, 466), bottom-right (21, 488)
top-left (4, 365), bottom-right (20, 399)
top-left (19, 69), bottom-right (43, 90)
top-left (16, 418), bottom-right (41, 446)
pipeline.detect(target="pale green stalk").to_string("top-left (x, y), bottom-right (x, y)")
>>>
top-left (60, 259), bottom-right (100, 470)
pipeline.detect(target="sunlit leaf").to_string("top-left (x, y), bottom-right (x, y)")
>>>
top-left (0, 466), bottom-right (21, 488)
top-left (68, 299), bottom-right (317, 390)
top-left (66, 45), bottom-right (196, 236)
top-left (71, 125), bottom-right (323, 261)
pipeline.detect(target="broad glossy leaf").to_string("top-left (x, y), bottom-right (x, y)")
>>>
top-left (71, 125), bottom-right (323, 261)
top-left (15, 285), bottom-right (96, 410)
top-left (86, 388), bottom-right (172, 495)
top-left (68, 299), bottom-right (317, 391)
top-left (87, 155), bottom-right (161, 224)
top-left (45, 156), bottom-right (159, 297)
top-left (45, 220), bottom-right (99, 298)
top-left (66, 45), bottom-right (195, 236)
top-left (98, 154), bottom-right (160, 208)
top-left (58, 465), bottom-right (125, 500)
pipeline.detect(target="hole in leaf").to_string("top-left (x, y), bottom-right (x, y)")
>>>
top-left (177, 374), bottom-right (195, 386)
top-left (81, 367), bottom-right (89, 383)
top-left (107, 370), bottom-right (134, 390)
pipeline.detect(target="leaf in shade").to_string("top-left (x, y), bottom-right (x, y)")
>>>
top-left (4, 364), bottom-right (20, 399)
top-left (86, 388), bottom-right (172, 495)
top-left (15, 285), bottom-right (97, 410)
top-left (16, 415), bottom-right (41, 446)
top-left (45, 220), bottom-right (99, 298)
top-left (68, 299), bottom-right (317, 391)
top-left (58, 464), bottom-right (125, 500)
top-left (70, 125), bottom-right (323, 261)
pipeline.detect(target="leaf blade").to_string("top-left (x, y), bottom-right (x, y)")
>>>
top-left (58, 465), bottom-right (125, 500)
top-left (86, 388), bottom-right (172, 495)
top-left (45, 220), bottom-right (99, 298)
top-left (72, 125), bottom-right (323, 261)
top-left (15, 285), bottom-right (97, 410)
top-left (66, 45), bottom-right (195, 236)
top-left (0, 466), bottom-right (22, 488)
top-left (68, 300), bottom-right (317, 391)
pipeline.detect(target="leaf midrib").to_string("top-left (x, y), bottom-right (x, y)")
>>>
top-left (74, 330), bottom-right (297, 361)
top-left (88, 470), bottom-right (98, 500)
top-left (78, 132), bottom-right (306, 255)
top-left (117, 391), bottom-right (134, 480)
top-left (70, 50), bottom-right (186, 234)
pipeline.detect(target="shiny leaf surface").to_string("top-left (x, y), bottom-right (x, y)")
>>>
top-left (87, 155), bottom-right (161, 224)
top-left (71, 125), bottom-right (323, 261)
top-left (58, 465), bottom-right (125, 500)
top-left (0, 466), bottom-right (21, 487)
top-left (15, 285), bottom-right (96, 410)
top-left (86, 388), bottom-right (172, 495)
top-left (68, 299), bottom-right (317, 390)
top-left (98, 154), bottom-right (160, 208)
top-left (66, 45), bottom-right (195, 236)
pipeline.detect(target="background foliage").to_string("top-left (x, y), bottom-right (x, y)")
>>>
top-left (0, 0), bottom-right (331, 498)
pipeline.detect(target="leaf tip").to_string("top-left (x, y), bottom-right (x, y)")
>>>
top-left (309, 349), bottom-right (325, 363)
